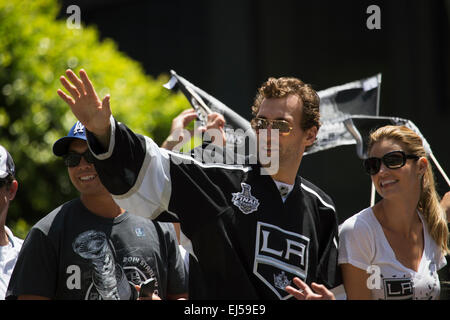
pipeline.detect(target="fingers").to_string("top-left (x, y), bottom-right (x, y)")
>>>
top-left (285, 285), bottom-right (306, 300)
top-left (181, 110), bottom-right (198, 127)
top-left (59, 76), bottom-right (80, 99)
top-left (174, 108), bottom-right (197, 121)
top-left (292, 277), bottom-right (314, 296)
top-left (135, 284), bottom-right (161, 300)
top-left (57, 89), bottom-right (75, 106)
top-left (171, 109), bottom-right (197, 131)
top-left (287, 278), bottom-right (328, 300)
top-left (179, 108), bottom-right (197, 116)
top-left (65, 69), bottom-right (86, 95)
top-left (79, 69), bottom-right (97, 97)
top-left (206, 112), bottom-right (225, 130)
top-left (102, 94), bottom-right (111, 113)
top-left (311, 282), bottom-right (335, 300)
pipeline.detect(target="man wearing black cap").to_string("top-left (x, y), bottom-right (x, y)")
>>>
top-left (6, 122), bottom-right (187, 300)
top-left (0, 145), bottom-right (23, 300)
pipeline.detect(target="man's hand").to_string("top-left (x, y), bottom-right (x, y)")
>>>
top-left (161, 109), bottom-right (198, 150)
top-left (285, 277), bottom-right (336, 300)
top-left (161, 108), bottom-right (226, 150)
top-left (134, 284), bottom-right (162, 300)
top-left (203, 112), bottom-right (226, 145)
top-left (57, 69), bottom-right (111, 145)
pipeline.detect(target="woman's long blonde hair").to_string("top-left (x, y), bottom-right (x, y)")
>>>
top-left (368, 125), bottom-right (449, 255)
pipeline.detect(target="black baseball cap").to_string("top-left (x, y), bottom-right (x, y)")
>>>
top-left (53, 121), bottom-right (88, 157)
top-left (0, 145), bottom-right (15, 179)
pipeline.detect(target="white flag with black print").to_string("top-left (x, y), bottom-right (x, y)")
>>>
top-left (164, 71), bottom-right (382, 158)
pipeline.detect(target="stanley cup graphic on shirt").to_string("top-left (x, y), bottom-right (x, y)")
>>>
top-left (72, 230), bottom-right (135, 300)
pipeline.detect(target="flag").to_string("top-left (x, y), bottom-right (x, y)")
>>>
top-left (305, 74), bottom-right (382, 155)
top-left (343, 115), bottom-right (431, 159)
top-left (343, 115), bottom-right (449, 187)
top-left (164, 70), bottom-right (256, 154)
top-left (163, 72), bottom-right (449, 186)
top-left (164, 71), bottom-right (382, 157)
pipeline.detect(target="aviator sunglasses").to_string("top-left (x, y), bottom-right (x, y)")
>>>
top-left (63, 150), bottom-right (95, 167)
top-left (251, 117), bottom-right (293, 135)
top-left (363, 150), bottom-right (419, 175)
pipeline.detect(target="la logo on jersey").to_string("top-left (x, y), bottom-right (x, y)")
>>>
top-left (232, 183), bottom-right (260, 214)
top-left (253, 222), bottom-right (310, 299)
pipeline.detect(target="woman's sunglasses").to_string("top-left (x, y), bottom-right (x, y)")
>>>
top-left (250, 117), bottom-right (293, 135)
top-left (363, 150), bottom-right (419, 175)
top-left (63, 150), bottom-right (95, 167)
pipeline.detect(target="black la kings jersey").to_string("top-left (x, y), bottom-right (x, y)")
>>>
top-left (87, 118), bottom-right (342, 299)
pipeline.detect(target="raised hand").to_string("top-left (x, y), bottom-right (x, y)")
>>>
top-left (161, 109), bottom-right (226, 150)
top-left (202, 112), bottom-right (226, 146)
top-left (57, 69), bottom-right (111, 140)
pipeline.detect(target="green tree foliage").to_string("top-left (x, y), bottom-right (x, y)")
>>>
top-left (0, 0), bottom-right (189, 238)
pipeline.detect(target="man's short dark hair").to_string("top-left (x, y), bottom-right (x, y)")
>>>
top-left (251, 77), bottom-right (321, 131)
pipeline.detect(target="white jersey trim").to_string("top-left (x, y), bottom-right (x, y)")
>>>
top-left (88, 115), bottom-right (116, 160)
top-left (166, 149), bottom-right (253, 172)
top-left (300, 183), bottom-right (336, 212)
top-left (113, 136), bottom-right (172, 220)
top-left (112, 136), bottom-right (252, 221)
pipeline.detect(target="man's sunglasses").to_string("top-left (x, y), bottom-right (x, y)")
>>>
top-left (63, 150), bottom-right (95, 167)
top-left (363, 150), bottom-right (419, 175)
top-left (251, 117), bottom-right (293, 135)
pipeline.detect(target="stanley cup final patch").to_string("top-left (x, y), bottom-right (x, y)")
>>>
top-left (231, 183), bottom-right (260, 214)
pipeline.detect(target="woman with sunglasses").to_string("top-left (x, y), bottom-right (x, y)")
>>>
top-left (337, 125), bottom-right (448, 300)
top-left (287, 125), bottom-right (449, 300)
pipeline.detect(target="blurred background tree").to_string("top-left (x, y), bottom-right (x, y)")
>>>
top-left (0, 0), bottom-right (189, 238)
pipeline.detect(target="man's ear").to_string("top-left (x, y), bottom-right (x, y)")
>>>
top-left (7, 180), bottom-right (18, 201)
top-left (304, 126), bottom-right (318, 147)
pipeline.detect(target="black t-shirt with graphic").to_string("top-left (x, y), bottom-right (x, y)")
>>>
top-left (6, 198), bottom-right (187, 300)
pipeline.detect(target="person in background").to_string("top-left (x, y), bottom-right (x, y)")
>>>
top-left (287, 125), bottom-right (449, 300)
top-left (0, 145), bottom-right (23, 299)
top-left (339, 125), bottom-right (448, 300)
top-left (6, 123), bottom-right (187, 300)
top-left (160, 108), bottom-right (227, 298)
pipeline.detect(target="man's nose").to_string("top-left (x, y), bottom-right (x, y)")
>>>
top-left (77, 155), bottom-right (92, 168)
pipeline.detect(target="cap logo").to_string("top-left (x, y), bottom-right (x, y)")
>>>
top-left (73, 121), bottom-right (85, 135)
